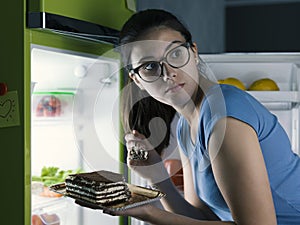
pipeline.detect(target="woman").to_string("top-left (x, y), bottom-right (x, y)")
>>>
top-left (82, 9), bottom-right (300, 225)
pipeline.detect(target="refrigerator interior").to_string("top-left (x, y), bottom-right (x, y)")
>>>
top-left (31, 45), bottom-right (123, 225)
top-left (201, 53), bottom-right (300, 155)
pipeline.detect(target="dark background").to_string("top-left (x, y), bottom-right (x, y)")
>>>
top-left (226, 2), bottom-right (300, 52)
top-left (137, 0), bottom-right (300, 53)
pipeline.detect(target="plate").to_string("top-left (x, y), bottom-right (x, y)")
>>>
top-left (49, 183), bottom-right (165, 211)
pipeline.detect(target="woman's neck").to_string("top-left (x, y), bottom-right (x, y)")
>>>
top-left (177, 77), bottom-right (216, 125)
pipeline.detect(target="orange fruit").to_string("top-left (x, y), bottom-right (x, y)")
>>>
top-left (218, 77), bottom-right (246, 90)
top-left (248, 78), bottom-right (279, 91)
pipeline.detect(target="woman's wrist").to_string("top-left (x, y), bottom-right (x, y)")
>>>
top-left (133, 204), bottom-right (156, 222)
top-left (148, 167), bottom-right (170, 186)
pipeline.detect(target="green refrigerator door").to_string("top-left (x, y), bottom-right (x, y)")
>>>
top-left (0, 1), bottom-right (134, 224)
top-left (1, 1), bottom-right (26, 225)
top-left (28, 0), bottom-right (136, 31)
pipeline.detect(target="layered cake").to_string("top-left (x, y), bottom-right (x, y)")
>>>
top-left (65, 170), bottom-right (131, 206)
top-left (129, 146), bottom-right (149, 161)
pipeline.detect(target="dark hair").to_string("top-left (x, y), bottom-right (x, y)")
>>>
top-left (119, 9), bottom-right (193, 67)
top-left (120, 9), bottom-right (192, 45)
top-left (119, 9), bottom-right (193, 155)
top-left (121, 92), bottom-right (176, 155)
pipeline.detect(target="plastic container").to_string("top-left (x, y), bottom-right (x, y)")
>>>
top-left (32, 91), bottom-right (75, 120)
top-left (32, 195), bottom-right (71, 225)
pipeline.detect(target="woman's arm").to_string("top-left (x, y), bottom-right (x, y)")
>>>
top-left (110, 117), bottom-right (277, 225)
top-left (208, 117), bottom-right (277, 225)
top-left (126, 130), bottom-right (218, 220)
top-left (157, 149), bottom-right (219, 220)
top-left (107, 204), bottom-right (234, 225)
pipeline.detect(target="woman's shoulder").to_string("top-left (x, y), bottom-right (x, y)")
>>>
top-left (217, 84), bottom-right (249, 100)
top-left (203, 84), bottom-right (260, 111)
top-left (200, 84), bottom-right (270, 134)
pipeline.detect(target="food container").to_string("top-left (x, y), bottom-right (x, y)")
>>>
top-left (32, 91), bottom-right (75, 119)
top-left (32, 195), bottom-right (71, 225)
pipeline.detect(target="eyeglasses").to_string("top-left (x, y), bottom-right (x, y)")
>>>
top-left (130, 42), bottom-right (191, 83)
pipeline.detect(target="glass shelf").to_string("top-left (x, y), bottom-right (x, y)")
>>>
top-left (247, 91), bottom-right (300, 103)
top-left (247, 91), bottom-right (300, 110)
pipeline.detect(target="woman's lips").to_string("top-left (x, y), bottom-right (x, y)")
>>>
top-left (165, 83), bottom-right (184, 93)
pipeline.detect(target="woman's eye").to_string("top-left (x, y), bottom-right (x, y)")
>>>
top-left (169, 48), bottom-right (183, 59)
top-left (143, 62), bottom-right (158, 71)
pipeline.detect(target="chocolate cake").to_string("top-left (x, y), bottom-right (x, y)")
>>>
top-left (65, 170), bottom-right (131, 206)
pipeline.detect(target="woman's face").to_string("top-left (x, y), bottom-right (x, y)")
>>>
top-left (129, 28), bottom-right (200, 109)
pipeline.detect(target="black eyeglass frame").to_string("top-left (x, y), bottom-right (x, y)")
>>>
top-left (129, 42), bottom-right (191, 83)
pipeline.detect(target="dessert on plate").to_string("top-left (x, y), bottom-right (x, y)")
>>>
top-left (65, 170), bottom-right (131, 206)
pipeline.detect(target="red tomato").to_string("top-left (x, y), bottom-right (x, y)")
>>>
top-left (31, 215), bottom-right (43, 225)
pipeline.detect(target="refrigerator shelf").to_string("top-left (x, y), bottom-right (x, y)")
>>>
top-left (248, 91), bottom-right (300, 103)
top-left (32, 117), bottom-right (74, 126)
top-left (32, 91), bottom-right (76, 95)
top-left (32, 194), bottom-right (69, 211)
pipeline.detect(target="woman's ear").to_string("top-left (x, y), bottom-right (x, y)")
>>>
top-left (129, 72), bottom-right (145, 90)
top-left (191, 42), bottom-right (199, 61)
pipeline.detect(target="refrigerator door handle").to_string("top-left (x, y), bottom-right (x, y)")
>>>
top-left (27, 12), bottom-right (120, 45)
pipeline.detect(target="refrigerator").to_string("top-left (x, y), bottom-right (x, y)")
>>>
top-left (27, 18), bottom-right (300, 225)
top-left (14, 2), bottom-right (299, 224)
top-left (24, 1), bottom-right (135, 225)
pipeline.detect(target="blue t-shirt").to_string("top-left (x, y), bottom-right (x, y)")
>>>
top-left (177, 84), bottom-right (300, 224)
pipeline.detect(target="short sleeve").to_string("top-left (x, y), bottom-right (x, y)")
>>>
top-left (176, 116), bottom-right (189, 157)
top-left (200, 84), bottom-right (274, 150)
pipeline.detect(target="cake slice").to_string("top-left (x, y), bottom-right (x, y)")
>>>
top-left (65, 170), bottom-right (131, 206)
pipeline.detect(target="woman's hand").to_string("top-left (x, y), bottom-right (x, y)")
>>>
top-left (75, 199), bottom-right (152, 221)
top-left (125, 130), bottom-right (169, 184)
top-left (103, 203), bottom-right (153, 221)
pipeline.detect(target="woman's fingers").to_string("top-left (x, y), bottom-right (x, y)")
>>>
top-left (132, 129), bottom-right (145, 138)
top-left (75, 199), bottom-right (103, 210)
top-left (125, 130), bottom-right (150, 162)
top-left (103, 209), bottom-right (117, 216)
top-left (125, 130), bottom-right (144, 141)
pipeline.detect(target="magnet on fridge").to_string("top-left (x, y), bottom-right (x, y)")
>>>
top-left (0, 90), bottom-right (20, 128)
top-left (0, 82), bottom-right (8, 96)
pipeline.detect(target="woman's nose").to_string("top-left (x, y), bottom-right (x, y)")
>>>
top-left (161, 62), bottom-right (177, 82)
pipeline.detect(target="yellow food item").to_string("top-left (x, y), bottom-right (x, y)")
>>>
top-left (218, 77), bottom-right (246, 90)
top-left (248, 78), bottom-right (279, 91)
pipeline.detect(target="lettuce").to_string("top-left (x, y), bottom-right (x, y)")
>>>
top-left (32, 166), bottom-right (84, 186)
